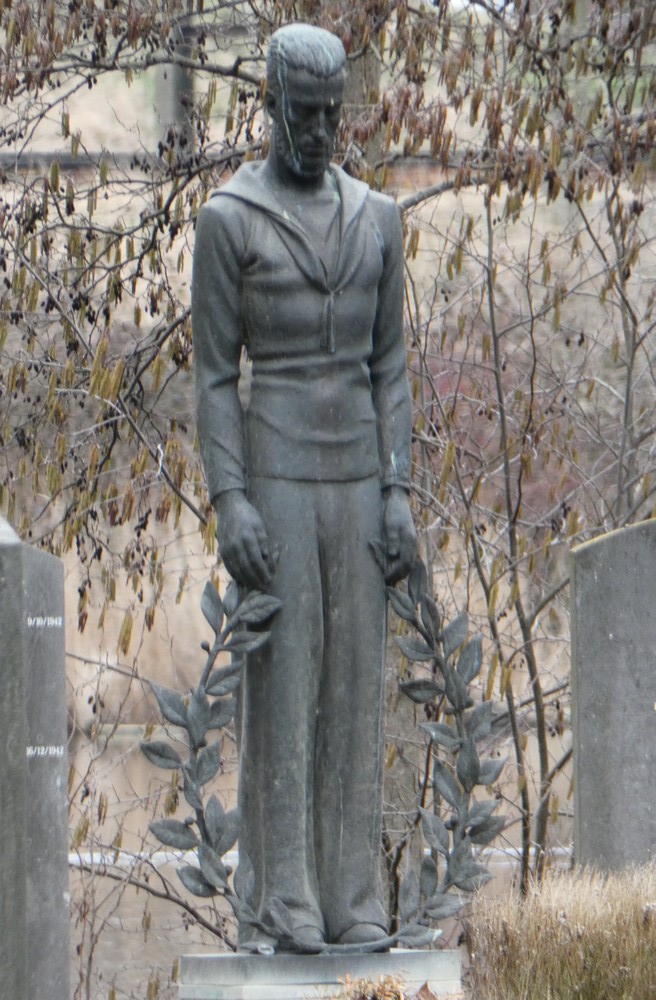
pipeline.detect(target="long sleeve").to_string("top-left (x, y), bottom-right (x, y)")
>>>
top-left (368, 197), bottom-right (413, 490)
top-left (192, 197), bottom-right (249, 501)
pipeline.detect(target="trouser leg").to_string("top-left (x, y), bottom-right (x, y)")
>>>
top-left (314, 477), bottom-right (387, 941)
top-left (238, 477), bottom-right (324, 941)
top-left (237, 476), bottom-right (387, 945)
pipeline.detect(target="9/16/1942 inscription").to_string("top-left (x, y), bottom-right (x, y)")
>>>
top-left (26, 614), bottom-right (64, 628)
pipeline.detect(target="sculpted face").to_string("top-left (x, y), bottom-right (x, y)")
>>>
top-left (269, 67), bottom-right (345, 183)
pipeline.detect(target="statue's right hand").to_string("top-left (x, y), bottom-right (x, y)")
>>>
top-left (214, 490), bottom-right (273, 591)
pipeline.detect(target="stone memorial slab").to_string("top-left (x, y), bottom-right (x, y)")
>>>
top-left (0, 518), bottom-right (69, 1000)
top-left (179, 949), bottom-right (462, 1000)
top-left (0, 519), bottom-right (28, 1000)
top-left (571, 518), bottom-right (656, 868)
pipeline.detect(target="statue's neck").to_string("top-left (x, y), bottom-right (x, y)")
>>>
top-left (263, 143), bottom-right (332, 197)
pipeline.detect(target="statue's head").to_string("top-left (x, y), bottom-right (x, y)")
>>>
top-left (266, 24), bottom-right (346, 184)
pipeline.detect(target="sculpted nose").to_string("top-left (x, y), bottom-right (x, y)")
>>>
top-left (311, 110), bottom-right (327, 137)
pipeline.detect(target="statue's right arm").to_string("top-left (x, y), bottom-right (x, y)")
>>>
top-left (192, 198), bottom-right (247, 498)
top-left (192, 198), bottom-right (272, 591)
top-left (213, 489), bottom-right (272, 591)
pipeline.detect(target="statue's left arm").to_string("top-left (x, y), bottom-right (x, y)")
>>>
top-left (369, 196), bottom-right (417, 583)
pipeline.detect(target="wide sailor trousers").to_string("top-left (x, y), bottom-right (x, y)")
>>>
top-left (238, 475), bottom-right (388, 944)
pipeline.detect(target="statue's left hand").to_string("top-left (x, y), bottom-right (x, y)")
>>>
top-left (382, 487), bottom-right (417, 584)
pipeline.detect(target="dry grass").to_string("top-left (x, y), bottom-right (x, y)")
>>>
top-left (332, 975), bottom-right (407, 1000)
top-left (467, 863), bottom-right (656, 1000)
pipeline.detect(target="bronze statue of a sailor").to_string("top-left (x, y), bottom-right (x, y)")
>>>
top-left (192, 22), bottom-right (416, 952)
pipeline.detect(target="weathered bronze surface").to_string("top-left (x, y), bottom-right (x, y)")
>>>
top-left (192, 23), bottom-right (415, 952)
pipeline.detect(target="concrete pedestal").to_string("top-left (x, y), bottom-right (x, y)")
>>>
top-left (179, 949), bottom-right (462, 1000)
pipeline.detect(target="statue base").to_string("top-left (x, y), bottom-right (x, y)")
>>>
top-left (179, 949), bottom-right (462, 999)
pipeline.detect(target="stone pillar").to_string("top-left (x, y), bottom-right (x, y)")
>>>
top-left (571, 518), bottom-right (656, 868)
top-left (0, 518), bottom-right (69, 1000)
top-left (0, 519), bottom-right (28, 1000)
top-left (154, 23), bottom-right (194, 146)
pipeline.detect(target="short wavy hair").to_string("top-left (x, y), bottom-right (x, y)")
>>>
top-left (267, 23), bottom-right (346, 97)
